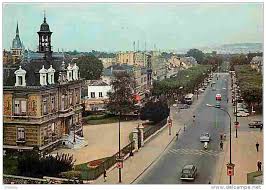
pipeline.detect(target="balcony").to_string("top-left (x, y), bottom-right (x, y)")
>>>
top-left (16, 138), bottom-right (26, 143)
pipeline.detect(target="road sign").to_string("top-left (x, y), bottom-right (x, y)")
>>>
top-left (117, 161), bottom-right (123, 169)
top-left (227, 163), bottom-right (235, 176)
top-left (234, 121), bottom-right (240, 129)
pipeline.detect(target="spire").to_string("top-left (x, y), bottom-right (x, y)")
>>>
top-left (16, 21), bottom-right (19, 36)
top-left (43, 10), bottom-right (46, 23)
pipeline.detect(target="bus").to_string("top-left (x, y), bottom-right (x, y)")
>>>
top-left (216, 94), bottom-right (222, 101)
top-left (185, 93), bottom-right (194, 105)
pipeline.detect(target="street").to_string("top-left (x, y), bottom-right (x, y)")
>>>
top-left (137, 73), bottom-right (230, 184)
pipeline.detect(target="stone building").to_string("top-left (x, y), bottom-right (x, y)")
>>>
top-left (3, 15), bottom-right (84, 152)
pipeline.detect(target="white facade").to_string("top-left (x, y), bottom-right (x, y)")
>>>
top-left (87, 85), bottom-right (112, 99)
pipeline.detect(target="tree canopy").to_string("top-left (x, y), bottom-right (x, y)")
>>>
top-left (140, 98), bottom-right (170, 123)
top-left (76, 55), bottom-right (103, 80)
top-left (186, 49), bottom-right (205, 64)
top-left (107, 72), bottom-right (136, 115)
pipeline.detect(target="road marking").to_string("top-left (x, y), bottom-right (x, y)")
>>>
top-left (168, 148), bottom-right (222, 157)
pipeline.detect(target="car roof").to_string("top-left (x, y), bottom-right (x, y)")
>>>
top-left (183, 165), bottom-right (194, 169)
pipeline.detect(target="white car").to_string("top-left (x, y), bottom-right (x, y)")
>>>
top-left (236, 111), bottom-right (250, 117)
top-left (200, 133), bottom-right (211, 142)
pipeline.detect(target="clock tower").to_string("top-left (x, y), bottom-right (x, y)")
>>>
top-left (37, 12), bottom-right (52, 53)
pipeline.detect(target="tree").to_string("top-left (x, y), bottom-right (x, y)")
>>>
top-left (76, 55), bottom-right (103, 80)
top-left (140, 99), bottom-right (170, 123)
top-left (107, 72), bottom-right (136, 115)
top-left (186, 49), bottom-right (204, 64)
top-left (17, 151), bottom-right (75, 178)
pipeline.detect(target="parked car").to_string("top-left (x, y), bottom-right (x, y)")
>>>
top-left (178, 104), bottom-right (190, 109)
top-left (200, 133), bottom-right (211, 142)
top-left (180, 165), bottom-right (197, 181)
top-left (248, 121), bottom-right (263, 128)
top-left (212, 87), bottom-right (216, 91)
top-left (198, 88), bottom-right (204, 93)
top-left (236, 111), bottom-right (249, 117)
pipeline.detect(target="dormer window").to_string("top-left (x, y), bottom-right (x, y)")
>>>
top-left (14, 66), bottom-right (26, 87)
top-left (47, 65), bottom-right (55, 84)
top-left (39, 65), bottom-right (48, 86)
top-left (67, 64), bottom-right (73, 81)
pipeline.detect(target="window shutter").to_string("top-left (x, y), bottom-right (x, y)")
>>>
top-left (21, 100), bottom-right (26, 113)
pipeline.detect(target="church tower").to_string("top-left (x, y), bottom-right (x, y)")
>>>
top-left (37, 12), bottom-right (52, 53)
top-left (11, 22), bottom-right (23, 63)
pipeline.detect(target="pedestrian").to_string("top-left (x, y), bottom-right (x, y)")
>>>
top-left (220, 134), bottom-right (223, 141)
top-left (227, 98), bottom-right (229, 103)
top-left (220, 141), bottom-right (223, 150)
top-left (103, 169), bottom-right (107, 182)
top-left (176, 132), bottom-right (179, 140)
top-left (257, 161), bottom-right (262, 171)
top-left (260, 125), bottom-right (263, 132)
top-left (256, 142), bottom-right (259, 152)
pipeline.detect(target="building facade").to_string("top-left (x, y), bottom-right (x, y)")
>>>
top-left (82, 80), bottom-right (112, 111)
top-left (3, 15), bottom-right (84, 152)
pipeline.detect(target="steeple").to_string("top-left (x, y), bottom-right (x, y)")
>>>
top-left (16, 22), bottom-right (19, 36)
top-left (43, 10), bottom-right (46, 23)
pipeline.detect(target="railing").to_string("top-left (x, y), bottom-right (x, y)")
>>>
top-left (76, 141), bottom-right (134, 180)
top-left (143, 119), bottom-right (167, 141)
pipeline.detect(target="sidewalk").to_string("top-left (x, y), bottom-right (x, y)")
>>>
top-left (213, 74), bottom-right (263, 184)
top-left (93, 87), bottom-right (208, 184)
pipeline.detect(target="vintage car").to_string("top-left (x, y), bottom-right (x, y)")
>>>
top-left (248, 121), bottom-right (263, 128)
top-left (200, 133), bottom-right (211, 142)
top-left (215, 102), bottom-right (221, 108)
top-left (180, 165), bottom-right (197, 181)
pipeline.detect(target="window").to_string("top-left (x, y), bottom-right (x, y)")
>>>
top-left (14, 99), bottom-right (27, 115)
top-left (51, 96), bottom-right (55, 111)
top-left (69, 92), bottom-right (73, 105)
top-left (18, 76), bottom-right (23, 85)
top-left (51, 123), bottom-right (55, 133)
top-left (17, 128), bottom-right (25, 140)
top-left (91, 92), bottom-right (95, 98)
top-left (43, 98), bottom-right (48, 114)
top-left (61, 95), bottom-right (65, 110)
top-left (99, 92), bottom-right (103, 98)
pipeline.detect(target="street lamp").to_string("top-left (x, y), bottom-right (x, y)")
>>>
top-left (206, 104), bottom-right (233, 184)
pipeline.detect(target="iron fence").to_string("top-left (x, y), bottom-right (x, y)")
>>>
top-left (143, 119), bottom-right (167, 141)
top-left (77, 141), bottom-right (134, 180)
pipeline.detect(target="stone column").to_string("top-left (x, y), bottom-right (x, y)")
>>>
top-left (132, 128), bottom-right (139, 150)
top-left (138, 123), bottom-right (144, 147)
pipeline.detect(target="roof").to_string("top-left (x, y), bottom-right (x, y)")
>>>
top-left (85, 80), bottom-right (109, 86)
top-left (183, 165), bottom-right (194, 169)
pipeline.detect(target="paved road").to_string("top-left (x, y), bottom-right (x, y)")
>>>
top-left (137, 73), bottom-right (230, 184)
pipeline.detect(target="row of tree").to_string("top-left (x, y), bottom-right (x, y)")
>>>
top-left (152, 65), bottom-right (214, 101)
top-left (234, 65), bottom-right (262, 109)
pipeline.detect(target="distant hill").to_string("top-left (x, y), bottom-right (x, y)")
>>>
top-left (201, 43), bottom-right (263, 54)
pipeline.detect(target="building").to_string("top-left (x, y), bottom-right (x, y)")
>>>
top-left (3, 15), bottom-right (84, 152)
top-left (3, 49), bottom-right (12, 64)
top-left (250, 56), bottom-right (263, 73)
top-left (116, 51), bottom-right (135, 65)
top-left (116, 51), bottom-right (150, 67)
top-left (98, 57), bottom-right (116, 68)
top-left (11, 23), bottom-right (24, 64)
top-left (102, 64), bottom-right (150, 102)
top-left (82, 80), bottom-right (112, 111)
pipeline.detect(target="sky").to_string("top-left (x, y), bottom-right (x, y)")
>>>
top-left (2, 3), bottom-right (264, 52)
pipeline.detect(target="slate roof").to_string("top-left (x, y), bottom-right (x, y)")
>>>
top-left (3, 52), bottom-right (64, 86)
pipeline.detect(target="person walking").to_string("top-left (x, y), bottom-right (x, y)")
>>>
top-left (256, 142), bottom-right (259, 152)
top-left (220, 141), bottom-right (223, 150)
top-left (103, 169), bottom-right (107, 182)
top-left (257, 161), bottom-right (262, 171)
top-left (176, 132), bottom-right (179, 140)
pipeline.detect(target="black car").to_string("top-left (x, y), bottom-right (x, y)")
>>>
top-left (248, 121), bottom-right (263, 128)
top-left (180, 165), bottom-right (197, 181)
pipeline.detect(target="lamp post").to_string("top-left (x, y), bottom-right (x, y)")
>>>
top-left (206, 104), bottom-right (233, 184)
top-left (118, 111), bottom-right (122, 183)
